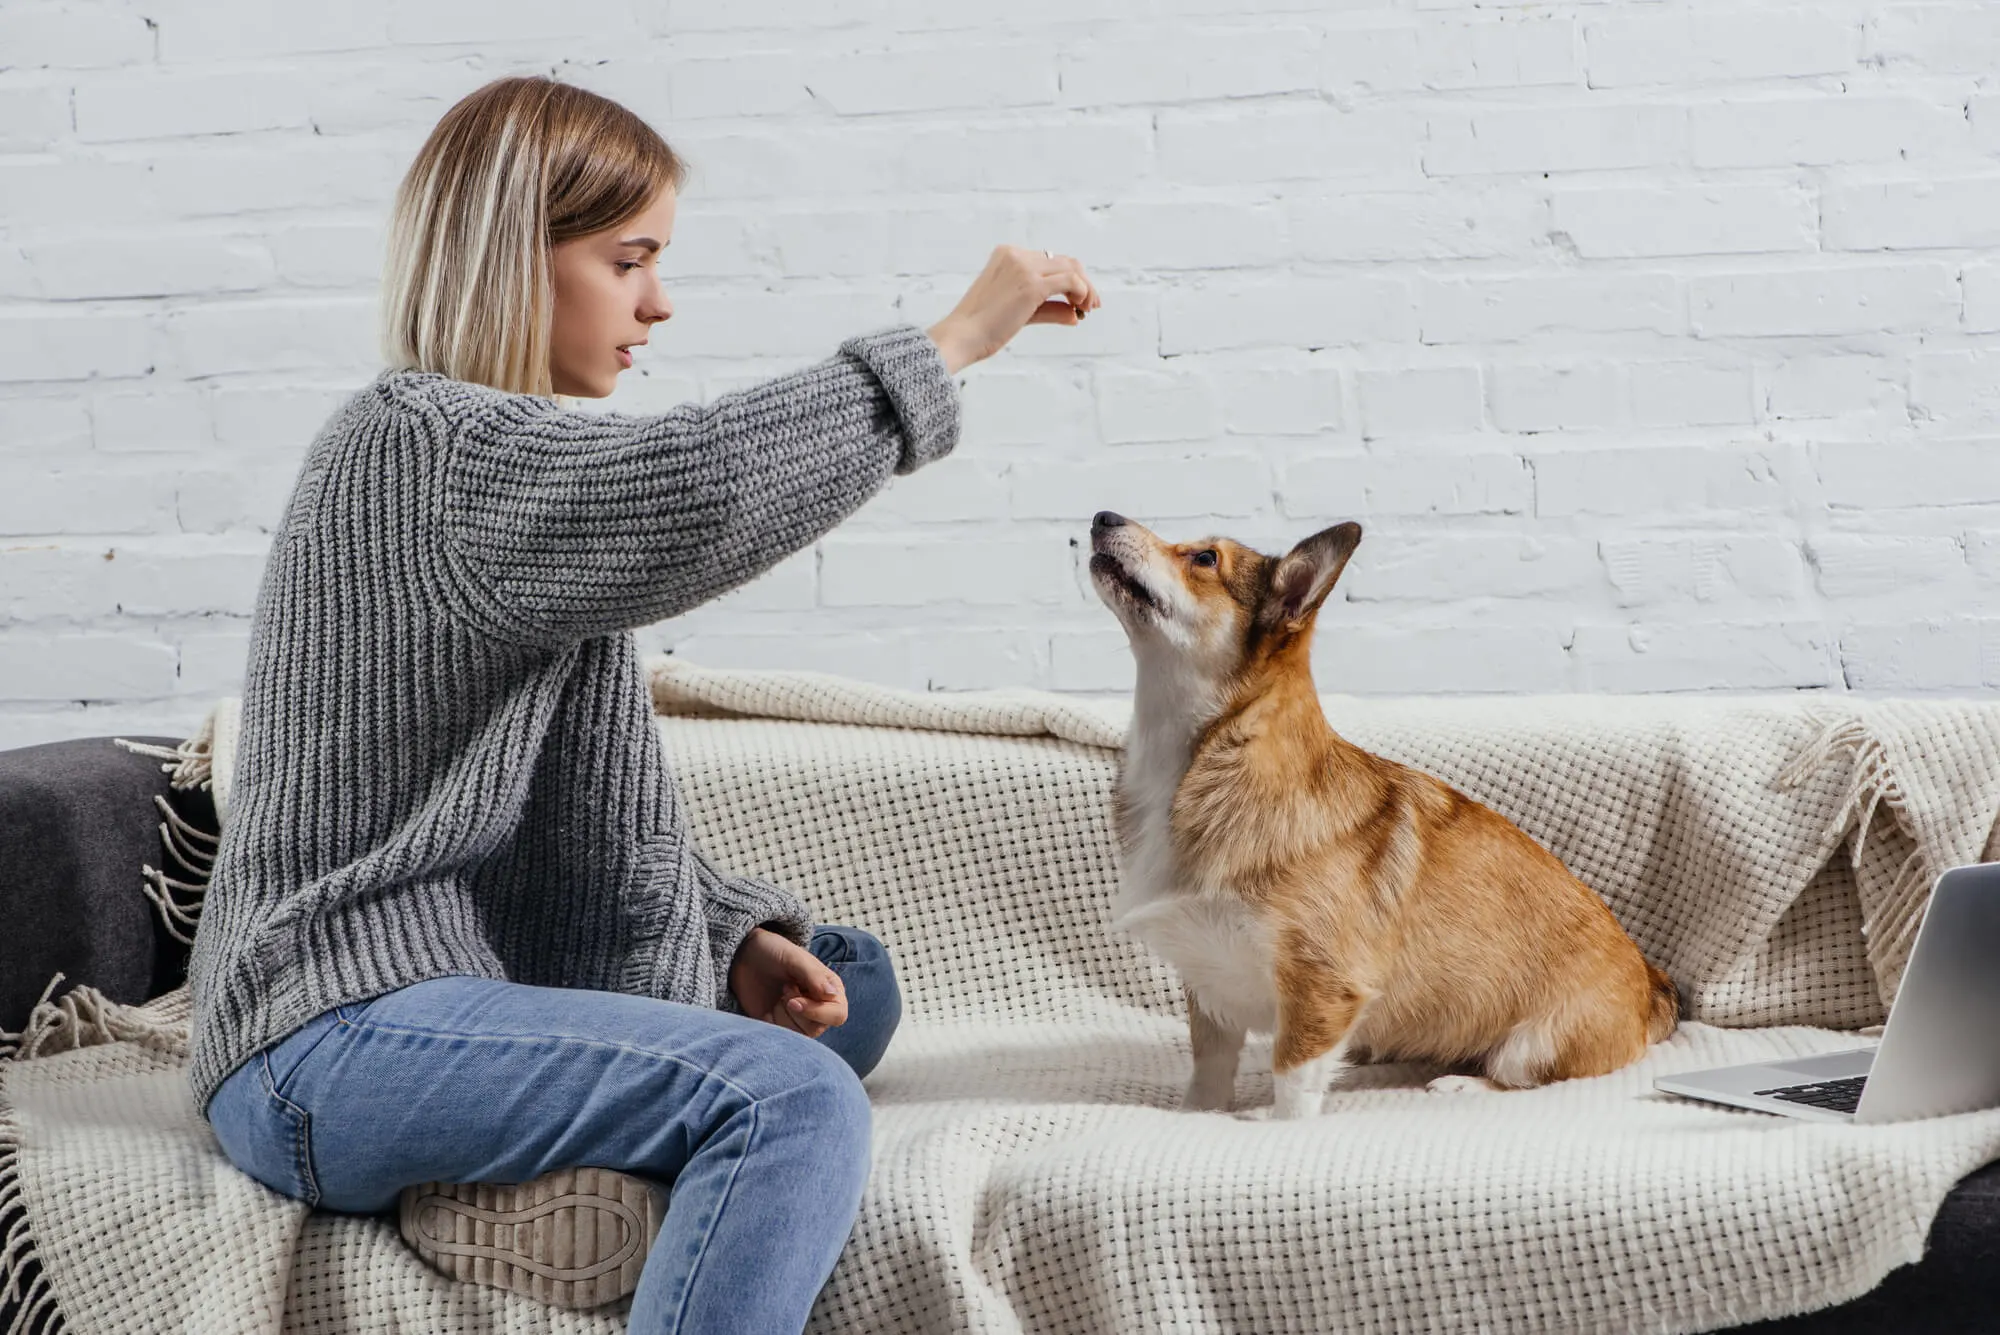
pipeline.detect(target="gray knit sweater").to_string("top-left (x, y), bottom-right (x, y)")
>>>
top-left (185, 324), bottom-right (960, 1113)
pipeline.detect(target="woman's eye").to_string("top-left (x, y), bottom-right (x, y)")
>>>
top-left (615, 261), bottom-right (640, 273)
top-left (1192, 550), bottom-right (1218, 569)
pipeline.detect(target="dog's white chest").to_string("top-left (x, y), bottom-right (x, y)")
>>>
top-left (1117, 891), bottom-right (1279, 1034)
top-left (1112, 702), bottom-right (1280, 1034)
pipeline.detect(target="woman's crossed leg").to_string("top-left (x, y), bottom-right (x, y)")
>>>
top-left (208, 960), bottom-right (878, 1335)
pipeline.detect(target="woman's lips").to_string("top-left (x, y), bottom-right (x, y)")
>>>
top-left (616, 347), bottom-right (633, 369)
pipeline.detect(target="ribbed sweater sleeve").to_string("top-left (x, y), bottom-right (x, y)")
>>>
top-left (432, 324), bottom-right (958, 645)
top-left (691, 846), bottom-right (816, 1012)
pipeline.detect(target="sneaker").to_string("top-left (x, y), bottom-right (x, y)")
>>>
top-left (397, 1166), bottom-right (667, 1309)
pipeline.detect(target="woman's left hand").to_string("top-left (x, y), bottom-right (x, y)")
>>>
top-left (730, 927), bottom-right (849, 1037)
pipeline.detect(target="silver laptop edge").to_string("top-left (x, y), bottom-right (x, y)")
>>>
top-left (1655, 862), bottom-right (2000, 1125)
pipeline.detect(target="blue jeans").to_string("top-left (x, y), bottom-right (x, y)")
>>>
top-left (206, 926), bottom-right (900, 1335)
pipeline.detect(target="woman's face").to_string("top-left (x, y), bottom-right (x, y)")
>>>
top-left (548, 187), bottom-right (677, 398)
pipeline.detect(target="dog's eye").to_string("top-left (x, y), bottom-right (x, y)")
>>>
top-left (1191, 549), bottom-right (1218, 569)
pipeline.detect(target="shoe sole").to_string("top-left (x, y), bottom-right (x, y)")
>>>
top-left (398, 1166), bottom-right (666, 1309)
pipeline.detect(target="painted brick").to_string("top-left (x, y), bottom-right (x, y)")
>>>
top-left (92, 387), bottom-right (212, 453)
top-left (1288, 185), bottom-right (1549, 262)
top-left (1688, 266), bottom-right (1959, 338)
top-left (1343, 534), bottom-right (1598, 602)
top-left (23, 235), bottom-right (275, 300)
top-left (1, 2), bottom-right (1994, 731)
top-left (1910, 351), bottom-right (2000, 428)
top-left (1534, 446), bottom-right (1800, 516)
top-left (1284, 453), bottom-right (1533, 518)
top-left (1823, 179), bottom-right (2000, 252)
top-left (1964, 264), bottom-right (2000, 333)
top-left (803, 46), bottom-right (1058, 116)
top-left (1599, 535), bottom-right (1809, 608)
top-left (1571, 620), bottom-right (1835, 691)
top-left (1095, 366), bottom-right (1223, 444)
top-left (1160, 277), bottom-right (1415, 354)
top-left (74, 71), bottom-right (312, 141)
top-left (1419, 15), bottom-right (1577, 90)
top-left (1629, 362), bottom-right (1755, 428)
top-left (1488, 364), bottom-right (1624, 433)
top-left (1012, 454), bottom-right (1272, 523)
top-left (1061, 29), bottom-right (1320, 107)
top-left (1315, 624), bottom-right (1571, 694)
top-left (1420, 274), bottom-right (1680, 344)
top-left (1356, 366), bottom-right (1483, 436)
top-left (1158, 103), bottom-right (1418, 184)
top-left (820, 536), bottom-right (1074, 608)
top-left (1552, 185), bottom-right (1813, 258)
top-left (1690, 96), bottom-right (1962, 169)
top-left (0, 631), bottom-right (180, 701)
top-left (1583, 11), bottom-right (1858, 88)
top-left (1211, 362), bottom-right (1345, 436)
top-left (1807, 536), bottom-right (1969, 599)
top-left (1838, 620), bottom-right (1992, 691)
top-left (1818, 442), bottom-right (2000, 509)
top-left (0, 311), bottom-right (154, 383)
top-left (1424, 104), bottom-right (1685, 176)
top-left (1869, 5), bottom-right (2000, 77)
top-left (0, 4), bottom-right (155, 68)
top-left (0, 86), bottom-right (73, 152)
top-left (1766, 356), bottom-right (1906, 421)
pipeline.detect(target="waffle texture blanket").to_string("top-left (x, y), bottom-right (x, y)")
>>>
top-left (6, 661), bottom-right (2000, 1335)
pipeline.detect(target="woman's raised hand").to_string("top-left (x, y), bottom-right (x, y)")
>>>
top-left (928, 245), bottom-right (1101, 375)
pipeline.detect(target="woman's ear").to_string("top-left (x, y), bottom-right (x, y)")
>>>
top-left (1262, 522), bottom-right (1363, 630)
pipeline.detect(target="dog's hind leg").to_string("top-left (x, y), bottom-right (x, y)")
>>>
top-left (1483, 1016), bottom-right (1561, 1089)
top-left (1181, 987), bottom-right (1245, 1112)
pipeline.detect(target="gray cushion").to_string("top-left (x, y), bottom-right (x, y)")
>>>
top-left (1724, 1157), bottom-right (2000, 1331)
top-left (0, 736), bottom-right (211, 1033)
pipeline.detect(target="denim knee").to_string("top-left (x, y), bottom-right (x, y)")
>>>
top-left (809, 926), bottom-right (902, 1080)
top-left (770, 1036), bottom-right (873, 1187)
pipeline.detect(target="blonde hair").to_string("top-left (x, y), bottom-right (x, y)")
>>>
top-left (382, 76), bottom-right (686, 396)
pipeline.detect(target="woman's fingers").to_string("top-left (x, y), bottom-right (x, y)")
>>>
top-left (770, 1002), bottom-right (829, 1039)
top-left (1038, 268), bottom-right (1094, 319)
top-left (787, 970), bottom-right (847, 1020)
top-left (788, 992), bottom-right (848, 1028)
top-left (1034, 252), bottom-right (1099, 310)
top-left (928, 244), bottom-right (1101, 373)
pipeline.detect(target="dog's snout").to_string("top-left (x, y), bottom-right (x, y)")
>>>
top-left (1093, 511), bottom-right (1127, 531)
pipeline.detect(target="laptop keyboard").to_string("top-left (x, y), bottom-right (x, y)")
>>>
top-left (1754, 1075), bottom-right (1867, 1113)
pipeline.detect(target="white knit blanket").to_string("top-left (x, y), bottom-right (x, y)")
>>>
top-left (7, 662), bottom-right (2000, 1335)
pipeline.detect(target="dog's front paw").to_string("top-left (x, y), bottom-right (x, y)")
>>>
top-left (1426, 1074), bottom-right (1501, 1095)
top-left (1230, 1105), bottom-right (1274, 1123)
top-left (1179, 1079), bottom-right (1235, 1113)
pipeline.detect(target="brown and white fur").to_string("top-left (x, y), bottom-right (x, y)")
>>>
top-left (1088, 511), bottom-right (1678, 1118)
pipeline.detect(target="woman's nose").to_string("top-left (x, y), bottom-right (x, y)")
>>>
top-left (641, 281), bottom-right (672, 325)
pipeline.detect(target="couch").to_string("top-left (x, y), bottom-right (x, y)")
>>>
top-left (4, 686), bottom-right (1998, 1333)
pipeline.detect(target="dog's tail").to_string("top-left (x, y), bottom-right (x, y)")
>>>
top-left (1645, 962), bottom-right (1683, 1043)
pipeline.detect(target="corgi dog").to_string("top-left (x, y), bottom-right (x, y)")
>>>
top-left (1088, 511), bottom-right (1678, 1118)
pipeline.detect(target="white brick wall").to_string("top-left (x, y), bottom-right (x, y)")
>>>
top-left (5, 0), bottom-right (2000, 747)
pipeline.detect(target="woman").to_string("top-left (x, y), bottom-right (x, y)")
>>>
top-left (194, 75), bottom-right (1098, 1334)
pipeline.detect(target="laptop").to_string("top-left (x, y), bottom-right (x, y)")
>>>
top-left (1655, 862), bottom-right (2000, 1125)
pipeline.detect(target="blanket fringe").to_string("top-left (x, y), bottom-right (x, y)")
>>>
top-left (0, 978), bottom-right (66, 1067)
top-left (0, 1100), bottom-right (68, 1335)
top-left (1776, 711), bottom-right (1933, 992)
top-left (0, 981), bottom-right (189, 1334)
top-left (0, 977), bottom-right (186, 1065)
top-left (114, 712), bottom-right (215, 795)
top-left (139, 794), bottom-right (217, 946)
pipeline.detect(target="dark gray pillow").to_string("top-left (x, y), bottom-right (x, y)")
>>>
top-left (0, 735), bottom-right (213, 1033)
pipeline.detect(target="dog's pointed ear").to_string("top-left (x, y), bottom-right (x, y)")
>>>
top-left (1263, 522), bottom-right (1362, 631)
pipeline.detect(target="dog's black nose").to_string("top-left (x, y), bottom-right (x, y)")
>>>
top-left (1093, 510), bottom-right (1126, 530)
